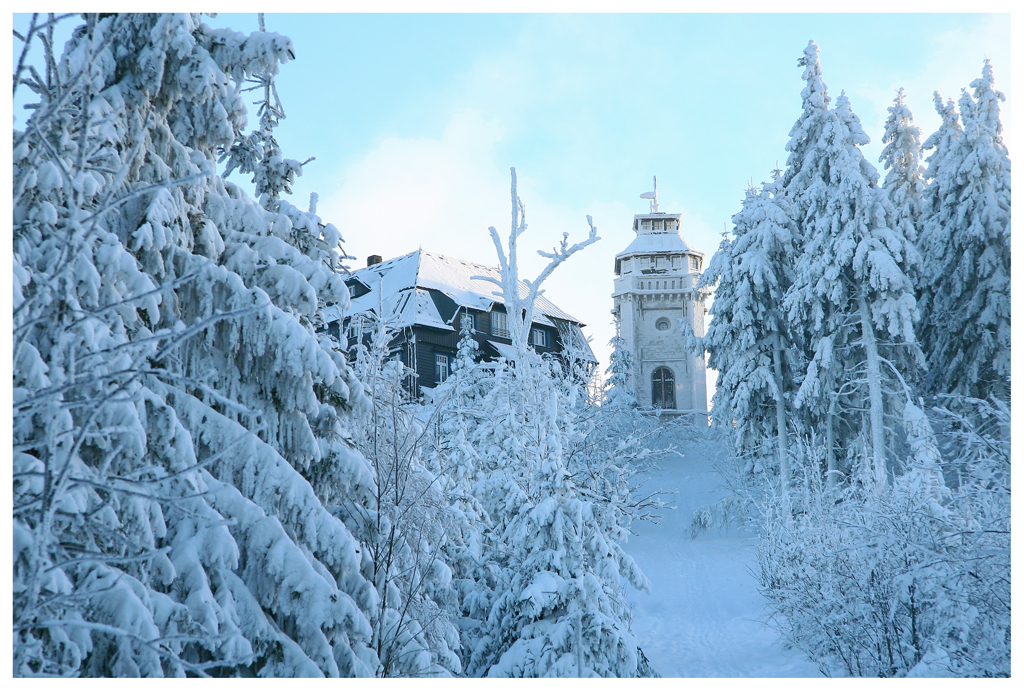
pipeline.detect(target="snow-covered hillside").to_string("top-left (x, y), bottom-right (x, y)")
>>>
top-left (625, 431), bottom-right (818, 677)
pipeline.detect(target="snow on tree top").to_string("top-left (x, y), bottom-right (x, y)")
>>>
top-left (330, 249), bottom-right (586, 329)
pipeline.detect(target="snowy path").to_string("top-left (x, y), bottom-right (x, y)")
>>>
top-left (624, 448), bottom-right (820, 678)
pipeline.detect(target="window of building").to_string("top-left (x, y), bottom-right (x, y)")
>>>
top-left (347, 320), bottom-right (359, 339)
top-left (652, 366), bottom-right (676, 409)
top-left (435, 353), bottom-right (449, 383)
top-left (459, 311), bottom-right (478, 332)
top-left (641, 219), bottom-right (652, 230)
top-left (492, 310), bottom-right (509, 338)
top-left (689, 255), bottom-right (700, 271)
top-left (530, 327), bottom-right (547, 347)
top-left (656, 317), bottom-right (671, 331)
top-left (653, 219), bottom-right (663, 230)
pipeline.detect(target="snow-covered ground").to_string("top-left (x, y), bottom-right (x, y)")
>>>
top-left (625, 440), bottom-right (820, 678)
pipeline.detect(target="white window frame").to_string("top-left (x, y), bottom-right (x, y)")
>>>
top-left (492, 310), bottom-right (509, 338)
top-left (530, 327), bottom-right (547, 348)
top-left (435, 353), bottom-right (449, 383)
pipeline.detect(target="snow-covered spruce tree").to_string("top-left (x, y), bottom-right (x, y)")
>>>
top-left (879, 88), bottom-right (926, 252)
top-left (917, 61), bottom-right (1011, 401)
top-left (692, 176), bottom-right (800, 488)
top-left (783, 62), bottom-right (923, 487)
top-left (436, 170), bottom-right (653, 677)
top-left (603, 315), bottom-right (638, 409)
top-left (338, 313), bottom-right (461, 677)
top-left (915, 92), bottom-right (962, 338)
top-left (13, 14), bottom-right (382, 676)
top-left (422, 315), bottom-right (498, 667)
top-left (778, 40), bottom-right (832, 247)
top-left (770, 40), bottom-right (843, 480)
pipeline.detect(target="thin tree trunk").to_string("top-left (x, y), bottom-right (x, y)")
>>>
top-left (772, 331), bottom-right (790, 488)
top-left (576, 610), bottom-right (584, 677)
top-left (858, 292), bottom-right (887, 485)
top-left (825, 395), bottom-right (837, 490)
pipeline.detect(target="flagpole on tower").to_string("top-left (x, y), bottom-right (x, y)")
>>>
top-left (639, 175), bottom-right (659, 213)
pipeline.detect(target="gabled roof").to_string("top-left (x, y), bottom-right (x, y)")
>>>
top-left (329, 250), bottom-right (586, 330)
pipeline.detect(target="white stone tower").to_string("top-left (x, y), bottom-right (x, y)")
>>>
top-left (611, 178), bottom-right (708, 413)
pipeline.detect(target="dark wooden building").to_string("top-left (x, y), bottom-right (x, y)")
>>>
top-left (323, 250), bottom-right (595, 394)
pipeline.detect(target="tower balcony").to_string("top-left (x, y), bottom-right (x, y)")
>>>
top-left (613, 273), bottom-right (697, 297)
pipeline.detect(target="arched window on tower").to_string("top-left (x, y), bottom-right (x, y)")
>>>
top-left (651, 366), bottom-right (676, 409)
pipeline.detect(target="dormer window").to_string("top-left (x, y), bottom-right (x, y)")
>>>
top-left (492, 310), bottom-right (509, 338)
top-left (530, 327), bottom-right (547, 348)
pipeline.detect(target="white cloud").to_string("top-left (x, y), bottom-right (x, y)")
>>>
top-left (318, 109), bottom-right (640, 376)
top-left (318, 109), bottom-right (510, 269)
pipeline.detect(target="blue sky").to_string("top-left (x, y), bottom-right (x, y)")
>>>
top-left (13, 11), bottom-right (1012, 393)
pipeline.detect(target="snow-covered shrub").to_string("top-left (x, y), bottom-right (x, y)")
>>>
top-left (13, 13), bottom-right (379, 677)
top-left (338, 313), bottom-right (461, 677)
top-left (756, 397), bottom-right (1009, 677)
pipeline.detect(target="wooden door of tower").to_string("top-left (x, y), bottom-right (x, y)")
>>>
top-left (652, 366), bottom-right (675, 409)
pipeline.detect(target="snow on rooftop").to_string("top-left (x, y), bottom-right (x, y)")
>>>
top-left (617, 231), bottom-right (699, 257)
top-left (342, 250), bottom-right (585, 329)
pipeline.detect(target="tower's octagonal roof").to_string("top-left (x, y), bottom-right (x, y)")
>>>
top-left (616, 213), bottom-right (702, 258)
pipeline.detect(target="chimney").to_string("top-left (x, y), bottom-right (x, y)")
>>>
top-left (367, 254), bottom-right (382, 267)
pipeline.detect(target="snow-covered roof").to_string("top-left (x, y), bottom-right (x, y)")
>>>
top-left (485, 340), bottom-right (518, 362)
top-left (617, 231), bottom-right (699, 257)
top-left (616, 212), bottom-right (703, 259)
top-left (333, 250), bottom-right (586, 330)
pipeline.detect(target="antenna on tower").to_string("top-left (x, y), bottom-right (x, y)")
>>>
top-left (639, 175), bottom-right (659, 213)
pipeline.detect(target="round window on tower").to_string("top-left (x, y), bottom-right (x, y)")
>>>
top-left (655, 317), bottom-right (671, 331)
